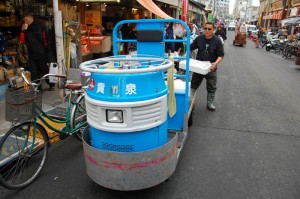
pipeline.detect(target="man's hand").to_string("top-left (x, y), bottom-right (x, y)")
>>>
top-left (210, 62), bottom-right (217, 72)
top-left (22, 23), bottom-right (28, 31)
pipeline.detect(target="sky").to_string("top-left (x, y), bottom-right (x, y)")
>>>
top-left (229, 0), bottom-right (235, 14)
top-left (229, 0), bottom-right (260, 15)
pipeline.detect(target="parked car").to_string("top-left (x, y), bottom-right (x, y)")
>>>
top-left (228, 22), bottom-right (235, 31)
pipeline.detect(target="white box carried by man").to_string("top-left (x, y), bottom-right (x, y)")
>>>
top-left (179, 59), bottom-right (211, 75)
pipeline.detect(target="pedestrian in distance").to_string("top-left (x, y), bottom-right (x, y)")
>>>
top-left (173, 22), bottom-right (185, 56)
top-left (190, 22), bottom-right (225, 111)
top-left (219, 23), bottom-right (227, 40)
top-left (20, 13), bottom-right (55, 91)
top-left (127, 24), bottom-right (137, 53)
top-left (120, 23), bottom-right (130, 54)
top-left (215, 25), bottom-right (226, 44)
top-left (165, 22), bottom-right (175, 54)
top-left (256, 27), bottom-right (264, 48)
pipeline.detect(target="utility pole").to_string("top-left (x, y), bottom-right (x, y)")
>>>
top-left (265, 0), bottom-right (271, 28)
top-left (244, 7), bottom-right (247, 22)
top-left (214, 0), bottom-right (216, 16)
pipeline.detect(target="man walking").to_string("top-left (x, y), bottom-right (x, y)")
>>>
top-left (190, 22), bottom-right (224, 111)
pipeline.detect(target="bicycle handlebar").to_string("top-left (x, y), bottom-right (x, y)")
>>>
top-left (21, 72), bottom-right (67, 91)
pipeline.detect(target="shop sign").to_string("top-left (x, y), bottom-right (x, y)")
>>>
top-left (292, 0), bottom-right (300, 6)
top-left (277, 11), bottom-right (283, 20)
top-left (272, 1), bottom-right (283, 11)
top-left (263, 15), bottom-right (273, 19)
top-left (290, 7), bottom-right (298, 16)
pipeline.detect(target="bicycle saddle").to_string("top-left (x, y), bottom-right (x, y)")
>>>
top-left (65, 82), bottom-right (82, 90)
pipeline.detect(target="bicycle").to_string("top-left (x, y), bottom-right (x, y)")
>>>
top-left (0, 70), bottom-right (87, 189)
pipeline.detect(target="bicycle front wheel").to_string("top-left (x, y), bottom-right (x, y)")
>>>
top-left (71, 94), bottom-right (87, 141)
top-left (0, 122), bottom-right (48, 189)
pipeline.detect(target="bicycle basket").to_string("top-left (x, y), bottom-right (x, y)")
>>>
top-left (5, 88), bottom-right (42, 122)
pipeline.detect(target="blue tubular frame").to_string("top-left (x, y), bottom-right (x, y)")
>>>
top-left (112, 19), bottom-right (191, 118)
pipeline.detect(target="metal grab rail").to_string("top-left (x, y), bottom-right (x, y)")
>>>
top-left (79, 56), bottom-right (173, 74)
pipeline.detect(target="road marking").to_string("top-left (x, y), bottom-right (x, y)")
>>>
top-left (227, 42), bottom-right (249, 129)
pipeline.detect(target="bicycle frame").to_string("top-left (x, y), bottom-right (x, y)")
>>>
top-left (30, 91), bottom-right (87, 136)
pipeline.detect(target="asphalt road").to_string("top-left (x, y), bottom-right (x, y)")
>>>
top-left (1, 31), bottom-right (300, 199)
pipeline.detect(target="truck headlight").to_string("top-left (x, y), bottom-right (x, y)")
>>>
top-left (106, 110), bottom-right (123, 123)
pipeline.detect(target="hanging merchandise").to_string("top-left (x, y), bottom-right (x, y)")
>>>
top-left (70, 42), bottom-right (77, 68)
top-left (49, 63), bottom-right (59, 83)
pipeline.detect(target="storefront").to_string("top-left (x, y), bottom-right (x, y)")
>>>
top-left (0, 0), bottom-right (55, 91)
top-left (0, 0), bottom-right (200, 92)
top-left (0, 0), bottom-right (152, 75)
top-left (62, 0), bottom-right (151, 67)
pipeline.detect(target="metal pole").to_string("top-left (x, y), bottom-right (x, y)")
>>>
top-left (214, 0), bottom-right (216, 16)
top-left (53, 0), bottom-right (65, 73)
top-left (244, 0), bottom-right (250, 22)
top-left (244, 7), bottom-right (247, 22)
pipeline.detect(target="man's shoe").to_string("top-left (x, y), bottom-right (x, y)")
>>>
top-left (207, 102), bottom-right (216, 111)
top-left (48, 87), bottom-right (55, 91)
top-left (207, 92), bottom-right (216, 111)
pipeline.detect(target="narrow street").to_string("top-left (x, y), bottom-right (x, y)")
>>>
top-left (1, 31), bottom-right (300, 199)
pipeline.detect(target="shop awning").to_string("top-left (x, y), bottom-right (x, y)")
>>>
top-left (285, 17), bottom-right (300, 25)
top-left (281, 18), bottom-right (293, 26)
top-left (137, 0), bottom-right (172, 19)
top-left (189, 0), bottom-right (206, 10)
top-left (155, 0), bottom-right (178, 7)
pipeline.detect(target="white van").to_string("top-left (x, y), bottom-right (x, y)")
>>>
top-left (228, 22), bottom-right (235, 31)
top-left (246, 25), bottom-right (257, 34)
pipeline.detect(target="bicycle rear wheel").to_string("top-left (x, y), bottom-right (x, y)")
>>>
top-left (290, 46), bottom-right (298, 59)
top-left (0, 122), bottom-right (48, 189)
top-left (71, 94), bottom-right (87, 141)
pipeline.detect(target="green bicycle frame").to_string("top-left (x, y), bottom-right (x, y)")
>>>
top-left (31, 93), bottom-right (86, 136)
